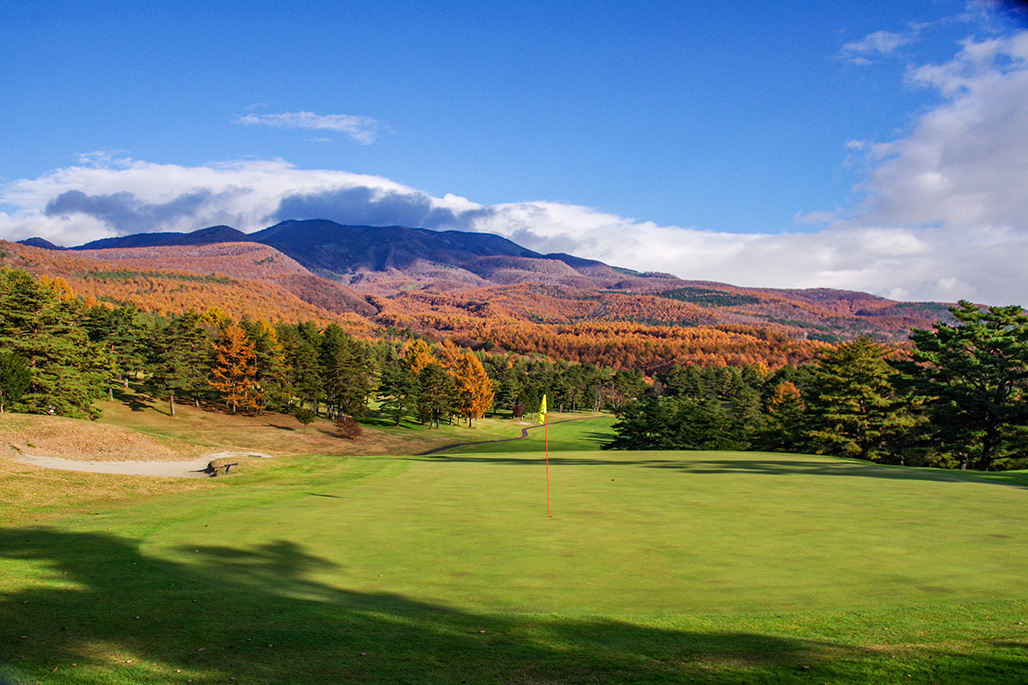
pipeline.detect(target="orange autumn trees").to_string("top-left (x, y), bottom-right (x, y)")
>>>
top-left (209, 324), bottom-right (261, 414)
top-left (438, 341), bottom-right (495, 427)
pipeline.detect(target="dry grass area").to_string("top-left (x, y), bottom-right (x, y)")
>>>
top-left (0, 387), bottom-right (519, 524)
top-left (0, 441), bottom-right (216, 525)
top-left (0, 413), bottom-right (204, 462)
top-left (98, 388), bottom-right (478, 458)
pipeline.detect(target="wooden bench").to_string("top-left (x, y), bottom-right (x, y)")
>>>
top-left (206, 462), bottom-right (239, 476)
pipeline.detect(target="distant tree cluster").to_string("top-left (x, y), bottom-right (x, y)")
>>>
top-left (606, 301), bottom-right (1028, 471)
top-left (0, 267), bottom-right (647, 427)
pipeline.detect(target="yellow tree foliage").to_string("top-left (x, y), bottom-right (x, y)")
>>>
top-left (438, 342), bottom-right (494, 426)
top-left (401, 338), bottom-right (438, 375)
top-left (209, 324), bottom-right (260, 414)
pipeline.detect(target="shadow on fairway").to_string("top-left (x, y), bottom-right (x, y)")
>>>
top-left (2, 528), bottom-right (1027, 684)
top-left (413, 451), bottom-right (1028, 490)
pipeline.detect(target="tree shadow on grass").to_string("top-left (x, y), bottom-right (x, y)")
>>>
top-left (412, 451), bottom-right (1028, 490)
top-left (110, 386), bottom-right (154, 413)
top-left (2, 528), bottom-right (1027, 684)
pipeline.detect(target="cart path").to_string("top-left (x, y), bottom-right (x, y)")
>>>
top-left (416, 416), bottom-right (598, 456)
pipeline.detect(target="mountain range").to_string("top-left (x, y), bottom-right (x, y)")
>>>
top-left (5, 219), bottom-right (952, 356)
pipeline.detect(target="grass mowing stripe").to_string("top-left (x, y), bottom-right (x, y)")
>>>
top-left (4, 417), bottom-right (1028, 683)
top-left (139, 450), bottom-right (1028, 617)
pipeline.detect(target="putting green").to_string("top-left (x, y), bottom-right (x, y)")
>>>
top-left (140, 450), bottom-right (1028, 616)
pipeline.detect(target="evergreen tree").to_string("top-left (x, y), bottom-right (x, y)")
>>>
top-left (0, 268), bottom-right (109, 417)
top-left (320, 324), bottom-right (375, 417)
top-left (377, 354), bottom-right (418, 426)
top-left (240, 319), bottom-right (288, 413)
top-left (150, 311), bottom-right (210, 416)
top-left (277, 322), bottom-right (324, 413)
top-left (808, 336), bottom-right (909, 461)
top-left (0, 350), bottom-right (31, 413)
top-left (896, 301), bottom-right (1028, 470)
top-left (83, 303), bottom-right (148, 396)
top-left (416, 363), bottom-right (456, 428)
top-left (752, 380), bottom-right (810, 452)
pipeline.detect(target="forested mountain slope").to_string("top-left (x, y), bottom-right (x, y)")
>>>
top-left (10, 219), bottom-right (951, 346)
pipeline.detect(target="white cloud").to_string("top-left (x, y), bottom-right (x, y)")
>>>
top-left (840, 29), bottom-right (917, 64)
top-left (3, 155), bottom-right (1026, 305)
top-left (2, 27), bottom-right (1028, 306)
top-left (849, 31), bottom-right (1028, 229)
top-left (234, 111), bottom-right (384, 144)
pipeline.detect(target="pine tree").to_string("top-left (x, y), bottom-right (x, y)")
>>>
top-left (377, 352), bottom-right (418, 426)
top-left (416, 363), bottom-right (456, 428)
top-left (83, 303), bottom-right (148, 396)
top-left (320, 324), bottom-right (375, 418)
top-left (278, 322), bottom-right (324, 413)
top-left (0, 350), bottom-right (31, 413)
top-left (0, 268), bottom-right (109, 417)
top-left (808, 336), bottom-right (909, 461)
top-left (896, 301), bottom-right (1028, 470)
top-left (240, 319), bottom-right (288, 414)
top-left (150, 311), bottom-right (211, 417)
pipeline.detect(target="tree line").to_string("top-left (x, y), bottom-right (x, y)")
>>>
top-left (606, 301), bottom-right (1028, 471)
top-left (8, 265), bottom-right (1023, 471)
top-left (0, 267), bottom-right (644, 427)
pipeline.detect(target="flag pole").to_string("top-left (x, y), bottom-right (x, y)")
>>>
top-left (545, 407), bottom-right (550, 518)
top-left (540, 394), bottom-right (550, 518)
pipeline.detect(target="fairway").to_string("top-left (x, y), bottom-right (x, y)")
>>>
top-left (5, 415), bottom-right (1028, 684)
top-left (141, 448), bottom-right (1028, 616)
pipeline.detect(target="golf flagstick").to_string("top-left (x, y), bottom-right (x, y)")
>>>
top-left (540, 395), bottom-right (550, 517)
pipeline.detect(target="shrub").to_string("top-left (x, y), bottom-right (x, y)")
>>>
top-left (293, 407), bottom-right (316, 433)
top-left (335, 415), bottom-right (363, 440)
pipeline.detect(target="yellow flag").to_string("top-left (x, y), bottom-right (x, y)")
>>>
top-left (539, 394), bottom-right (547, 424)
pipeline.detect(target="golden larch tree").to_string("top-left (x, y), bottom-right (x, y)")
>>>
top-left (209, 324), bottom-right (260, 414)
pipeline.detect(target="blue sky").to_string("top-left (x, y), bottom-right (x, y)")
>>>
top-left (2, 1), bottom-right (1028, 304)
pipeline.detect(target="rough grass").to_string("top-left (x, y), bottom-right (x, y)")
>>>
top-left (3, 406), bottom-right (1028, 683)
top-left (99, 385), bottom-right (526, 458)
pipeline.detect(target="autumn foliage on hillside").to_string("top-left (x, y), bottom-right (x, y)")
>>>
top-left (1, 241), bottom-right (372, 334)
top-left (1, 239), bottom-right (940, 372)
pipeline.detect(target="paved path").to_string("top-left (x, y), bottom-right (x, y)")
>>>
top-left (416, 416), bottom-right (595, 456)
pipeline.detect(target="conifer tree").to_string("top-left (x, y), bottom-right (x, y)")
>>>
top-left (808, 336), bottom-right (909, 461)
top-left (0, 268), bottom-right (109, 417)
top-left (320, 323), bottom-right (375, 417)
top-left (897, 301), bottom-right (1028, 470)
top-left (150, 311), bottom-right (210, 416)
top-left (0, 350), bottom-right (30, 413)
top-left (401, 338), bottom-right (437, 374)
top-left (277, 322), bottom-right (324, 413)
top-left (83, 303), bottom-right (148, 396)
top-left (209, 324), bottom-right (260, 414)
top-left (416, 363), bottom-right (456, 428)
top-left (438, 342), bottom-right (495, 426)
top-left (377, 349), bottom-right (418, 426)
top-left (240, 319), bottom-right (288, 413)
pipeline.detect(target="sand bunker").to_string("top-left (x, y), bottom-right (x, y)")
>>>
top-left (15, 451), bottom-right (273, 478)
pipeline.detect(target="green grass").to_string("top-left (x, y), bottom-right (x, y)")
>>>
top-left (3, 416), bottom-right (1028, 683)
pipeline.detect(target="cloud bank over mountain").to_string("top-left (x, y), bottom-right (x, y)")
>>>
top-left (2, 31), bottom-right (1027, 306)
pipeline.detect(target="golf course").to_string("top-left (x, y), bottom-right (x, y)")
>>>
top-left (2, 401), bottom-right (1027, 683)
